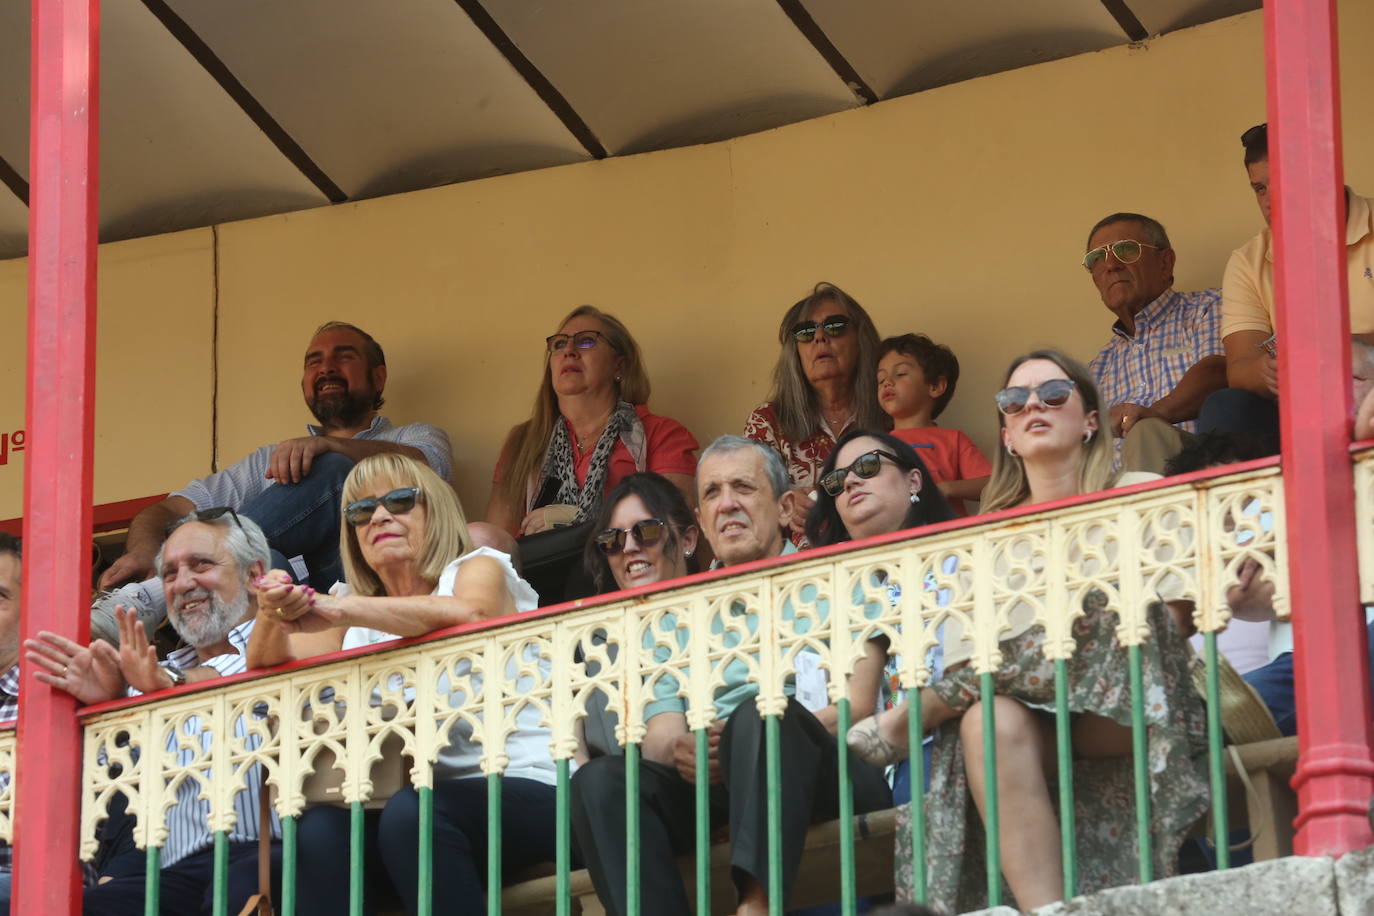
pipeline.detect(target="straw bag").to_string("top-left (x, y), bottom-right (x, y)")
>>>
top-left (1188, 650), bottom-right (1282, 746)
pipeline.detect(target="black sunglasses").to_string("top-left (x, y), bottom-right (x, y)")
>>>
top-left (790, 314), bottom-right (851, 343)
top-left (820, 449), bottom-right (902, 496)
top-left (594, 518), bottom-right (668, 556)
top-left (167, 506), bottom-right (245, 537)
top-left (344, 487), bottom-right (421, 527)
top-left (994, 378), bottom-right (1076, 416)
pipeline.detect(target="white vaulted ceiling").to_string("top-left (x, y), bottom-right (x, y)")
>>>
top-left (0, 0), bottom-right (1260, 260)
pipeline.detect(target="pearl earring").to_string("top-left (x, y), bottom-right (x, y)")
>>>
top-left (909, 491), bottom-right (920, 504)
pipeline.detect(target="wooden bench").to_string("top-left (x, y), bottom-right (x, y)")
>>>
top-left (500, 808), bottom-right (900, 916)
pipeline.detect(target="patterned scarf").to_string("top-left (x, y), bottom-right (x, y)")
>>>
top-left (536, 400), bottom-right (646, 522)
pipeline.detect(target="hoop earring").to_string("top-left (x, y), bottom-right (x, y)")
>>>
top-left (1083, 431), bottom-right (1093, 444)
top-left (1005, 443), bottom-right (1018, 458)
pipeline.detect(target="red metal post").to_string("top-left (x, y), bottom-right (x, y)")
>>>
top-left (1266, 0), bottom-right (1374, 855)
top-left (15, 0), bottom-right (100, 911)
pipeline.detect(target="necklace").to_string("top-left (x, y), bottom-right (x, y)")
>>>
top-left (820, 410), bottom-right (854, 435)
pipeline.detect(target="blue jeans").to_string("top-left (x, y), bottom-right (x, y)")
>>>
top-left (1242, 619), bottom-right (1374, 737)
top-left (83, 841), bottom-right (280, 915)
top-left (239, 450), bottom-right (355, 590)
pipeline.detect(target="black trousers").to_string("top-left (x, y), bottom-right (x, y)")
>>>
top-left (84, 841), bottom-right (281, 915)
top-left (571, 699), bottom-right (891, 916)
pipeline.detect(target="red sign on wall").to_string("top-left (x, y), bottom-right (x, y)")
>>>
top-left (0, 430), bottom-right (26, 466)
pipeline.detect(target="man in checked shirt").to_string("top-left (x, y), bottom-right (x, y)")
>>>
top-left (1083, 212), bottom-right (1227, 474)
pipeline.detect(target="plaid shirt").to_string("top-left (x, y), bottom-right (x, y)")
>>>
top-left (0, 664), bottom-right (17, 873)
top-left (1089, 287), bottom-right (1223, 434)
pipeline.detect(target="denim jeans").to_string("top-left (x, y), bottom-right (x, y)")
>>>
top-left (1242, 619), bottom-right (1374, 736)
top-left (238, 450), bottom-right (355, 591)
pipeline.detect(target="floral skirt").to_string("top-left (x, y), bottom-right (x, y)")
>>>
top-left (894, 597), bottom-right (1208, 914)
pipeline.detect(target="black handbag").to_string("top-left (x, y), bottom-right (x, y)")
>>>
top-left (517, 478), bottom-right (598, 606)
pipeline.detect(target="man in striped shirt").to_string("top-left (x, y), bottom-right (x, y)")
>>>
top-left (28, 511), bottom-right (279, 914)
top-left (1084, 212), bottom-right (1227, 474)
top-left (98, 321), bottom-right (454, 594)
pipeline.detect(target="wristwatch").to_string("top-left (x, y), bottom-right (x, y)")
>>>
top-left (164, 664), bottom-right (188, 688)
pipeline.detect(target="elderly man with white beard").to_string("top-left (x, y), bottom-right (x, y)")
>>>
top-left (26, 509), bottom-right (281, 915)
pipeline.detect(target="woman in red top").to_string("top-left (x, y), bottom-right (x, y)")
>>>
top-left (485, 305), bottom-right (699, 536)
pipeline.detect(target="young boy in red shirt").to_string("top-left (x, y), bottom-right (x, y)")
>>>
top-left (877, 334), bottom-right (991, 516)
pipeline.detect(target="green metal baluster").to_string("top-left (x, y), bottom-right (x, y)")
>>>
top-left (1054, 659), bottom-right (1077, 899)
top-left (906, 687), bottom-right (927, 905)
top-left (1128, 644), bottom-right (1153, 882)
top-left (1204, 632), bottom-right (1230, 870)
top-left (487, 773), bottom-right (503, 916)
top-left (626, 741), bottom-right (641, 916)
top-left (979, 672), bottom-right (1001, 907)
top-left (418, 785), bottom-right (434, 916)
top-left (836, 698), bottom-right (857, 916)
top-left (766, 713), bottom-right (783, 916)
top-left (557, 758), bottom-right (572, 916)
top-left (281, 815), bottom-right (297, 916)
top-left (694, 728), bottom-right (710, 916)
top-left (212, 830), bottom-right (229, 916)
top-left (144, 845), bottom-right (160, 916)
top-left (350, 801), bottom-right (365, 916)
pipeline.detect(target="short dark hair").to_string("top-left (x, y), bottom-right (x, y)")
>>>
top-left (1086, 212), bottom-right (1172, 251)
top-left (878, 334), bottom-right (960, 419)
top-left (0, 532), bottom-right (19, 559)
top-left (1164, 431), bottom-right (1270, 476)
top-left (312, 321), bottom-right (386, 370)
top-left (805, 428), bottom-right (956, 547)
top-left (583, 472), bottom-right (699, 593)
top-left (1242, 123), bottom-right (1268, 167)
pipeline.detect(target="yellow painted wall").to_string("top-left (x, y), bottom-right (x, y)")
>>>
top-left (2, 5), bottom-right (1372, 521)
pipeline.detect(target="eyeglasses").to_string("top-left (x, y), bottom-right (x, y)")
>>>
top-left (994, 378), bottom-right (1077, 415)
top-left (790, 314), bottom-right (851, 343)
top-left (1241, 123), bottom-right (1267, 148)
top-left (1081, 239), bottom-right (1160, 271)
top-left (344, 487), bottom-right (421, 527)
top-left (167, 506), bottom-right (245, 537)
top-left (593, 518), bottom-right (668, 555)
top-left (546, 330), bottom-right (610, 353)
top-left (819, 449), bottom-right (901, 496)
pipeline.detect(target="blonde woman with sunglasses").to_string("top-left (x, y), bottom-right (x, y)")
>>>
top-left (246, 453), bottom-right (562, 916)
top-left (850, 351), bottom-right (1207, 912)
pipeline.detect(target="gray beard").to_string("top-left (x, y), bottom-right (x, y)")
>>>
top-left (170, 587), bottom-right (249, 649)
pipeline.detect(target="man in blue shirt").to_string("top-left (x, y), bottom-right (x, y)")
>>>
top-left (571, 436), bottom-right (890, 916)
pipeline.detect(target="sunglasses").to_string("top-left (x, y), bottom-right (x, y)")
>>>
top-left (594, 518), bottom-right (668, 556)
top-left (344, 487), bottom-right (421, 527)
top-left (167, 506), bottom-right (245, 537)
top-left (546, 330), bottom-right (610, 353)
top-left (995, 378), bottom-right (1076, 415)
top-left (790, 314), bottom-right (851, 343)
top-left (820, 449), bottom-right (902, 496)
top-left (1081, 239), bottom-right (1160, 271)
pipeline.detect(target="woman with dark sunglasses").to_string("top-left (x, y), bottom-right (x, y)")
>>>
top-left (246, 453), bottom-right (563, 916)
top-left (583, 472), bottom-right (700, 593)
top-left (744, 282), bottom-right (885, 543)
top-left (842, 351), bottom-right (1206, 912)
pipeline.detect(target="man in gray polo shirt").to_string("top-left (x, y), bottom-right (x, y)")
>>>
top-left (99, 321), bottom-right (452, 593)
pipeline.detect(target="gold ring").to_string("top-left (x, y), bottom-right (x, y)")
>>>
top-left (274, 607), bottom-right (287, 619)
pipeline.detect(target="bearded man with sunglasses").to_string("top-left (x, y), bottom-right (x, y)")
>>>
top-left (99, 322), bottom-right (453, 597)
top-left (1083, 212), bottom-right (1226, 474)
top-left (571, 436), bottom-right (890, 916)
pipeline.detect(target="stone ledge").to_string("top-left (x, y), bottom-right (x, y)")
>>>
top-left (1028, 857), bottom-right (1340, 916)
top-left (1335, 845), bottom-right (1374, 916)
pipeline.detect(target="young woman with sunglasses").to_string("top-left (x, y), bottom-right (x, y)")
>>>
top-left (583, 472), bottom-right (700, 593)
top-left (847, 351), bottom-right (1207, 912)
top-left (246, 453), bottom-right (562, 916)
top-left (744, 282), bottom-right (885, 543)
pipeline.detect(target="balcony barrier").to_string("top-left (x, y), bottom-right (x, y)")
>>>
top-left (0, 459), bottom-right (1308, 914)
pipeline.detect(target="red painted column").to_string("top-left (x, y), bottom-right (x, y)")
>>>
top-left (1266, 0), bottom-right (1374, 855)
top-left (15, 0), bottom-right (100, 911)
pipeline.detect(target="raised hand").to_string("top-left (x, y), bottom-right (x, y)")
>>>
top-left (25, 631), bottom-right (126, 704)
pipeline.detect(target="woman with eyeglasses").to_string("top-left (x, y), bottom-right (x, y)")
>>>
top-left (485, 305), bottom-right (699, 538)
top-left (744, 282), bottom-right (885, 542)
top-left (246, 453), bottom-right (559, 916)
top-left (842, 351), bottom-right (1206, 912)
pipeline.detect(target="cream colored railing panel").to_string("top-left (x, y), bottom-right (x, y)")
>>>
top-left (72, 466), bottom-right (1290, 857)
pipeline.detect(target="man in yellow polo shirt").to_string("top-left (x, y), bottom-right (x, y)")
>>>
top-left (1200, 122), bottom-right (1374, 451)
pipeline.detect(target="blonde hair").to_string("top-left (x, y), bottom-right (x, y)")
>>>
top-left (496, 305), bottom-right (652, 513)
top-left (339, 453), bottom-right (473, 596)
top-left (980, 350), bottom-right (1116, 512)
